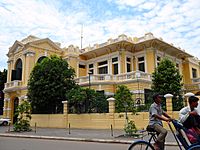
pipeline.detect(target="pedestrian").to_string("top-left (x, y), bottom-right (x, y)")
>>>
top-left (147, 93), bottom-right (172, 150)
top-left (179, 96), bottom-right (200, 130)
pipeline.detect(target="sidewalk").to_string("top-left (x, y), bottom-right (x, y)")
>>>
top-left (0, 125), bottom-right (178, 146)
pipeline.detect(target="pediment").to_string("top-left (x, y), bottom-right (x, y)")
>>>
top-left (30, 38), bottom-right (62, 51)
top-left (8, 41), bottom-right (24, 55)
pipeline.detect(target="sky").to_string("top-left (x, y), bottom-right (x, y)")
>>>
top-left (0, 0), bottom-right (200, 71)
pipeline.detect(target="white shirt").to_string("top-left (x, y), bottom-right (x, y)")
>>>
top-left (196, 102), bottom-right (200, 115)
top-left (179, 106), bottom-right (199, 123)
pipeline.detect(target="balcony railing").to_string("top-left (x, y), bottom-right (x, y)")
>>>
top-left (4, 80), bottom-right (22, 91)
top-left (75, 71), bottom-right (152, 84)
top-left (192, 78), bottom-right (200, 83)
top-left (183, 77), bottom-right (200, 92)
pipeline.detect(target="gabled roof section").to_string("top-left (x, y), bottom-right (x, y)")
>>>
top-left (8, 40), bottom-right (24, 55)
top-left (21, 35), bottom-right (40, 44)
top-left (8, 35), bottom-right (62, 56)
top-left (29, 38), bottom-right (62, 51)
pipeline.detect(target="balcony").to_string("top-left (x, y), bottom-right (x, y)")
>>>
top-left (184, 77), bottom-right (200, 92)
top-left (4, 80), bottom-right (23, 92)
top-left (75, 71), bottom-right (152, 86)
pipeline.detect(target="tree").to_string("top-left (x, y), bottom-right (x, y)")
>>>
top-left (151, 57), bottom-right (183, 110)
top-left (0, 69), bottom-right (7, 91)
top-left (92, 91), bottom-right (108, 113)
top-left (114, 85), bottom-right (135, 113)
top-left (66, 86), bottom-right (108, 113)
top-left (13, 100), bottom-right (32, 132)
top-left (28, 55), bottom-right (76, 114)
top-left (66, 86), bottom-right (88, 113)
top-left (0, 69), bottom-right (7, 115)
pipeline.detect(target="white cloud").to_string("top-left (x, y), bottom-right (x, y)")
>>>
top-left (0, 0), bottom-right (200, 71)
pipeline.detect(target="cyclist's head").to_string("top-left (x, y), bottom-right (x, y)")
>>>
top-left (188, 96), bottom-right (199, 107)
top-left (153, 93), bottom-right (163, 103)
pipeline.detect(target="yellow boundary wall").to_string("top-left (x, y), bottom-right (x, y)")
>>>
top-left (30, 112), bottom-right (179, 130)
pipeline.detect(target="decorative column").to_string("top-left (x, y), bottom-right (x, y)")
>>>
top-left (6, 98), bottom-right (11, 119)
top-left (107, 97), bottom-right (115, 128)
top-left (23, 51), bottom-right (35, 85)
top-left (184, 92), bottom-right (194, 106)
top-left (107, 97), bottom-right (115, 113)
top-left (7, 60), bottom-right (13, 82)
top-left (164, 94), bottom-right (173, 116)
top-left (62, 101), bottom-right (68, 128)
top-left (3, 98), bottom-right (9, 118)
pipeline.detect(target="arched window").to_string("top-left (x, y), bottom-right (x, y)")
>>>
top-left (11, 59), bottom-right (22, 81)
top-left (37, 56), bottom-right (47, 63)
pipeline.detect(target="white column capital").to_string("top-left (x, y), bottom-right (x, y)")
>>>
top-left (62, 101), bottom-right (68, 104)
top-left (184, 92), bottom-right (194, 97)
top-left (107, 97), bottom-right (115, 102)
top-left (164, 94), bottom-right (173, 98)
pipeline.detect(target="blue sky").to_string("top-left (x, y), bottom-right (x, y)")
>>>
top-left (0, 0), bottom-right (200, 71)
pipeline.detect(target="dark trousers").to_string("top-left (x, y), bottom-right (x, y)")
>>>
top-left (183, 115), bottom-right (200, 129)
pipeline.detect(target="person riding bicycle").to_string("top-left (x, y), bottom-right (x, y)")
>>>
top-left (179, 96), bottom-right (200, 135)
top-left (148, 93), bottom-right (172, 150)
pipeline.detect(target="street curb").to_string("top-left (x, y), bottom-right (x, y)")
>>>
top-left (0, 133), bottom-right (179, 146)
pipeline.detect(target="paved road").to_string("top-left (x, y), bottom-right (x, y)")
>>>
top-left (0, 136), bottom-right (180, 150)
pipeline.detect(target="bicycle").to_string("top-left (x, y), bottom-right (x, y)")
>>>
top-left (128, 120), bottom-right (200, 150)
top-left (128, 125), bottom-right (161, 150)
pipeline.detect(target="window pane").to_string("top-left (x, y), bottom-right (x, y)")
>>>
top-left (98, 61), bottom-right (107, 66)
top-left (113, 64), bottom-right (118, 75)
top-left (79, 64), bottom-right (85, 68)
top-left (126, 57), bottom-right (131, 62)
top-left (112, 57), bottom-right (118, 62)
top-left (99, 66), bottom-right (108, 74)
top-left (139, 63), bottom-right (145, 72)
top-left (89, 64), bottom-right (93, 68)
top-left (157, 56), bottom-right (161, 61)
top-left (192, 68), bottom-right (197, 78)
top-left (127, 63), bottom-right (131, 72)
top-left (138, 57), bottom-right (144, 61)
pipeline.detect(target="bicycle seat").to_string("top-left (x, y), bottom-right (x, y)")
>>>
top-left (146, 125), bottom-right (156, 132)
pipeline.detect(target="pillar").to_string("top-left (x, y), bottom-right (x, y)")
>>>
top-left (3, 98), bottom-right (8, 118)
top-left (6, 98), bottom-right (11, 119)
top-left (62, 101), bottom-right (68, 128)
top-left (184, 92), bottom-right (194, 106)
top-left (107, 97), bottom-right (115, 113)
top-left (24, 52), bottom-right (35, 85)
top-left (164, 94), bottom-right (173, 116)
top-left (107, 97), bottom-right (115, 128)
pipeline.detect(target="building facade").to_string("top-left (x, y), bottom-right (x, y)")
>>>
top-left (3, 33), bottom-right (200, 122)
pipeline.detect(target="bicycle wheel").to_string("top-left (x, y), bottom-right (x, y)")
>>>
top-left (128, 140), bottom-right (154, 150)
top-left (188, 145), bottom-right (200, 150)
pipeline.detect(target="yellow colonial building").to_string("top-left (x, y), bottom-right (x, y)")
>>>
top-left (3, 33), bottom-right (200, 123)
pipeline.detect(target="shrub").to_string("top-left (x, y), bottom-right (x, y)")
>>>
top-left (124, 120), bottom-right (137, 136)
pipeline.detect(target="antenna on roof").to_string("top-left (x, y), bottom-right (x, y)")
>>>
top-left (81, 24), bottom-right (83, 50)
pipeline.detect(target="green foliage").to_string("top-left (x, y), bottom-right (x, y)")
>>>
top-left (66, 86), bottom-right (108, 113)
top-left (172, 96), bottom-right (184, 111)
top-left (92, 91), bottom-right (108, 113)
top-left (124, 120), bottom-right (137, 135)
top-left (151, 58), bottom-right (183, 110)
top-left (0, 69), bottom-right (7, 114)
top-left (114, 85), bottom-right (136, 113)
top-left (151, 58), bottom-right (183, 95)
top-left (28, 55), bottom-right (76, 114)
top-left (13, 101), bottom-right (32, 132)
top-left (0, 69), bottom-right (7, 91)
